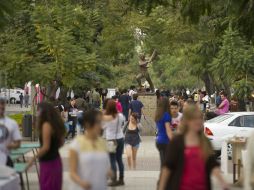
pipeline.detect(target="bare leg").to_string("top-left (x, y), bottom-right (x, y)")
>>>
top-left (145, 72), bottom-right (154, 92)
top-left (125, 145), bottom-right (133, 169)
top-left (132, 147), bottom-right (138, 170)
top-left (136, 73), bottom-right (143, 89)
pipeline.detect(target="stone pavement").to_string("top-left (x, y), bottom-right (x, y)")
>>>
top-left (5, 104), bottom-right (31, 114)
top-left (25, 136), bottom-right (242, 190)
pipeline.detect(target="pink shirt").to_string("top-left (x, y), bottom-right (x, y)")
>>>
top-left (180, 147), bottom-right (207, 190)
top-left (216, 98), bottom-right (229, 115)
top-left (116, 101), bottom-right (123, 113)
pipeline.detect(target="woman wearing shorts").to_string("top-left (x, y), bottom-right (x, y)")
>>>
top-left (124, 113), bottom-right (141, 169)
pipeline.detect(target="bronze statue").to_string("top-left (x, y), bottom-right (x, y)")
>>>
top-left (136, 50), bottom-right (156, 92)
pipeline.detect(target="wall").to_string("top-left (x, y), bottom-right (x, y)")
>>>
top-left (138, 94), bottom-right (157, 136)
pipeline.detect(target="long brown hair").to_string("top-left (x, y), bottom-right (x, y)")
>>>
top-left (37, 102), bottom-right (66, 146)
top-left (105, 99), bottom-right (118, 118)
top-left (155, 98), bottom-right (170, 122)
top-left (180, 104), bottom-right (213, 159)
top-left (130, 112), bottom-right (139, 122)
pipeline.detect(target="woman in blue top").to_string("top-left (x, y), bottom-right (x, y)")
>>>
top-left (155, 98), bottom-right (173, 167)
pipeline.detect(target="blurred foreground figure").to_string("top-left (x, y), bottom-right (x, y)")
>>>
top-left (244, 132), bottom-right (254, 190)
top-left (158, 104), bottom-right (228, 190)
top-left (27, 102), bottom-right (66, 190)
top-left (69, 110), bottom-right (111, 190)
top-left (0, 98), bottom-right (21, 167)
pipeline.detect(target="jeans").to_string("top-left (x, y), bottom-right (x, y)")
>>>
top-left (67, 118), bottom-right (77, 138)
top-left (156, 143), bottom-right (168, 168)
top-left (122, 105), bottom-right (129, 121)
top-left (109, 138), bottom-right (124, 180)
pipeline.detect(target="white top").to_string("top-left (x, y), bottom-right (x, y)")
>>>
top-left (69, 136), bottom-right (110, 190)
top-left (103, 113), bottom-right (125, 140)
top-left (128, 90), bottom-right (136, 99)
top-left (171, 112), bottom-right (183, 128)
top-left (0, 117), bottom-right (22, 165)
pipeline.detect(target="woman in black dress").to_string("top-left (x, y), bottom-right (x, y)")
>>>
top-left (124, 113), bottom-right (141, 169)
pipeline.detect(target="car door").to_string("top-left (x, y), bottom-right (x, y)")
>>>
top-left (228, 115), bottom-right (254, 137)
top-left (228, 116), bottom-right (246, 136)
top-left (239, 115), bottom-right (254, 136)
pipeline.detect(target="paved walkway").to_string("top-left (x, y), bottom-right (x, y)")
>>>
top-left (5, 104), bottom-right (31, 114)
top-left (25, 137), bottom-right (241, 190)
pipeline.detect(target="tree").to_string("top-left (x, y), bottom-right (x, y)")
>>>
top-left (210, 25), bottom-right (254, 98)
top-left (0, 0), bottom-right (14, 29)
top-left (0, 5), bottom-right (41, 88)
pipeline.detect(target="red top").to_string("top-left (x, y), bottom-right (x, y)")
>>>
top-left (179, 146), bottom-right (208, 190)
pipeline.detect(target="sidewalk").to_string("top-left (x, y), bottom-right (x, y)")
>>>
top-left (5, 104), bottom-right (31, 114)
top-left (26, 136), bottom-right (242, 190)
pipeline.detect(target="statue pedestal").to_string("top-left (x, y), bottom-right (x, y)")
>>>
top-left (138, 94), bottom-right (157, 136)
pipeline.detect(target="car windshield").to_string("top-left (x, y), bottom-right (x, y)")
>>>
top-left (206, 114), bottom-right (234, 123)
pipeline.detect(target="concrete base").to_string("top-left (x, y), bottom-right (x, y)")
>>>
top-left (138, 94), bottom-right (157, 136)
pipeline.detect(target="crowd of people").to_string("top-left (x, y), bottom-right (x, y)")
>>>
top-left (1, 86), bottom-right (251, 190)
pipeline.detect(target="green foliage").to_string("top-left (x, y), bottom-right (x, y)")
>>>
top-left (233, 79), bottom-right (253, 99)
top-left (210, 25), bottom-right (254, 97)
top-left (0, 8), bottom-right (40, 87)
top-left (32, 0), bottom-right (98, 88)
top-left (9, 113), bottom-right (24, 126)
top-left (0, 0), bottom-right (14, 29)
top-left (211, 26), bottom-right (248, 79)
top-left (1, 0), bottom-right (254, 100)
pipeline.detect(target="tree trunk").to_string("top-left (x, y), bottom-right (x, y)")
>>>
top-left (58, 86), bottom-right (68, 106)
top-left (222, 82), bottom-right (231, 98)
top-left (202, 72), bottom-right (215, 95)
top-left (46, 80), bottom-right (58, 100)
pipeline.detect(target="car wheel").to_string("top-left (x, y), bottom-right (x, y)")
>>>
top-left (10, 98), bottom-right (16, 104)
top-left (227, 143), bottom-right (232, 160)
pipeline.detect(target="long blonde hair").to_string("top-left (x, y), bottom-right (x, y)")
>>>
top-left (180, 104), bottom-right (214, 160)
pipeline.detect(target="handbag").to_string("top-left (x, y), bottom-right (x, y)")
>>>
top-left (107, 116), bottom-right (119, 153)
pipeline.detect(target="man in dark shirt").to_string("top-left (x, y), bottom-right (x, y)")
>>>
top-left (19, 93), bottom-right (24, 108)
top-left (119, 89), bottom-right (131, 121)
top-left (129, 94), bottom-right (144, 121)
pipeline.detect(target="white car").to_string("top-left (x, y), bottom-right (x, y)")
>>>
top-left (204, 112), bottom-right (254, 152)
top-left (0, 88), bottom-right (24, 104)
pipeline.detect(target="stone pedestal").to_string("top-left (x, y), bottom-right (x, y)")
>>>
top-left (138, 94), bottom-right (157, 136)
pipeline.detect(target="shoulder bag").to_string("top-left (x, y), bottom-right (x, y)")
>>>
top-left (107, 115), bottom-right (119, 153)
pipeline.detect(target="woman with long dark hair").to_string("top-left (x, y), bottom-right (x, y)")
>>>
top-left (103, 99), bottom-right (125, 186)
top-left (27, 102), bottom-right (66, 190)
top-left (155, 98), bottom-right (173, 167)
top-left (159, 104), bottom-right (228, 190)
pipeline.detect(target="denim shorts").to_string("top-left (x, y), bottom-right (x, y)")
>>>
top-left (125, 143), bottom-right (140, 149)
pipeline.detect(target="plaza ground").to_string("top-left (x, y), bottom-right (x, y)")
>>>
top-left (6, 105), bottom-right (242, 190)
top-left (5, 104), bottom-right (31, 115)
top-left (23, 137), bottom-right (241, 190)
